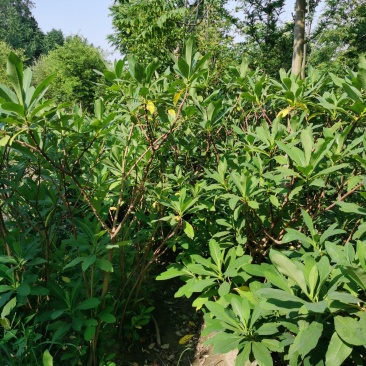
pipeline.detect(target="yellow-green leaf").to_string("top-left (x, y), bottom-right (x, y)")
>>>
top-left (179, 334), bottom-right (194, 345)
top-left (146, 101), bottom-right (155, 114)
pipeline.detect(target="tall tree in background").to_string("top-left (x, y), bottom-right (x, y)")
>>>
top-left (235, 0), bottom-right (294, 74)
top-left (42, 29), bottom-right (65, 54)
top-left (108, 0), bottom-right (236, 75)
top-left (291, 0), bottom-right (306, 76)
top-left (32, 36), bottom-right (106, 109)
top-left (0, 0), bottom-right (44, 62)
top-left (291, 0), bottom-right (321, 77)
top-left (311, 0), bottom-right (366, 73)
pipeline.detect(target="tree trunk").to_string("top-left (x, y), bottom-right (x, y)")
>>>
top-left (292, 0), bottom-right (306, 77)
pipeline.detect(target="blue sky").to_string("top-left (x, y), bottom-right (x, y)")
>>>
top-left (31, 1), bottom-right (300, 61)
top-left (32, 0), bottom-right (121, 60)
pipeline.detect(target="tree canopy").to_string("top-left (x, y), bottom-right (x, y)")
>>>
top-left (311, 0), bottom-right (366, 73)
top-left (0, 0), bottom-right (44, 61)
top-left (32, 36), bottom-right (106, 109)
top-left (0, 0), bottom-right (65, 63)
top-left (108, 0), bottom-right (237, 77)
top-left (1, 1), bottom-right (366, 366)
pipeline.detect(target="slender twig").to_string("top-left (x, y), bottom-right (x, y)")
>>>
top-left (323, 183), bottom-right (363, 212)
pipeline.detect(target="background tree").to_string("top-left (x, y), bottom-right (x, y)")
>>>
top-left (310, 0), bottom-right (366, 73)
top-left (32, 36), bottom-right (107, 109)
top-left (292, 0), bottom-right (306, 75)
top-left (234, 0), bottom-right (293, 73)
top-left (42, 28), bottom-right (65, 54)
top-left (0, 0), bottom-right (44, 62)
top-left (108, 0), bottom-right (237, 77)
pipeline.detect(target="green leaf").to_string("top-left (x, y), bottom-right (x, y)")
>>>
top-left (0, 135), bottom-right (10, 146)
top-left (256, 324), bottom-right (279, 336)
top-left (231, 296), bottom-right (250, 328)
top-left (263, 268), bottom-right (291, 293)
top-left (43, 350), bottom-right (53, 366)
top-left (261, 339), bottom-right (283, 353)
top-left (301, 209), bottom-right (315, 236)
top-left (307, 264), bottom-right (318, 299)
top-left (82, 254), bottom-right (97, 272)
top-left (205, 332), bottom-right (242, 353)
top-left (17, 283), bottom-right (31, 296)
top-left (325, 242), bottom-right (347, 264)
top-left (325, 332), bottom-right (352, 366)
top-left (300, 127), bottom-right (313, 165)
top-left (95, 259), bottom-right (113, 272)
top-left (282, 229), bottom-right (313, 248)
top-left (84, 325), bottom-right (96, 341)
top-left (183, 220), bottom-right (194, 239)
top-left (230, 171), bottom-right (247, 197)
top-left (276, 141), bottom-right (306, 167)
top-left (94, 99), bottom-right (104, 120)
top-left (256, 288), bottom-right (305, 309)
top-left (186, 263), bottom-right (216, 277)
top-left (290, 321), bottom-right (323, 358)
top-left (0, 285), bottom-right (14, 293)
top-left (205, 301), bottom-right (241, 330)
top-left (127, 56), bottom-right (144, 83)
top-left (64, 257), bottom-right (84, 270)
top-left (320, 224), bottom-right (345, 244)
top-left (144, 59), bottom-right (158, 84)
top-left (337, 202), bottom-right (366, 215)
top-left (248, 200), bottom-right (259, 209)
top-left (269, 250), bottom-right (308, 295)
top-left (342, 82), bottom-right (362, 103)
top-left (51, 309), bottom-right (65, 320)
top-left (1, 102), bottom-right (24, 116)
top-left (218, 281), bottom-right (231, 297)
top-left (99, 313), bottom-right (116, 323)
top-left (313, 163), bottom-right (349, 178)
top-left (76, 297), bottom-right (100, 311)
top-left (1, 297), bottom-right (16, 318)
top-left (177, 58), bottom-right (190, 79)
top-left (252, 341), bottom-right (273, 366)
top-left (327, 291), bottom-right (360, 304)
top-left (342, 266), bottom-right (366, 290)
top-left (156, 264), bottom-right (188, 280)
top-left (29, 74), bottom-right (55, 108)
top-left (184, 36), bottom-right (195, 68)
top-left (235, 342), bottom-right (251, 366)
top-left (357, 241), bottom-right (366, 271)
top-left (303, 300), bottom-right (328, 313)
top-left (7, 52), bottom-right (24, 104)
top-left (190, 278), bottom-right (216, 292)
top-left (334, 316), bottom-right (365, 346)
top-left (0, 255), bottom-right (17, 264)
top-left (0, 83), bottom-right (17, 102)
top-left (209, 239), bottom-right (222, 270)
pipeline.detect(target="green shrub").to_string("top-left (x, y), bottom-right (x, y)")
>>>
top-left (1, 42), bottom-right (366, 366)
top-left (157, 57), bottom-right (366, 365)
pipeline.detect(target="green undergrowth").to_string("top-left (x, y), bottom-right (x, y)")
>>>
top-left (0, 40), bottom-right (366, 365)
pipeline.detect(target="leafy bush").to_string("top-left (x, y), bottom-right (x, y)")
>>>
top-left (157, 57), bottom-right (366, 365)
top-left (32, 35), bottom-right (106, 110)
top-left (1, 40), bottom-right (366, 366)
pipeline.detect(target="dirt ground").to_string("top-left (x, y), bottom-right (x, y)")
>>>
top-left (119, 279), bottom-right (239, 366)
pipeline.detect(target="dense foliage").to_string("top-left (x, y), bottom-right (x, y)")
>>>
top-left (1, 36), bottom-right (366, 365)
top-left (311, 0), bottom-right (366, 73)
top-left (0, 0), bottom-right (64, 63)
top-left (1, 1), bottom-right (366, 365)
top-left (108, 0), bottom-right (237, 77)
top-left (32, 36), bottom-right (107, 110)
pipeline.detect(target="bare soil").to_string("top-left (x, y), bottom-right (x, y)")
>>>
top-left (118, 279), bottom-right (237, 366)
